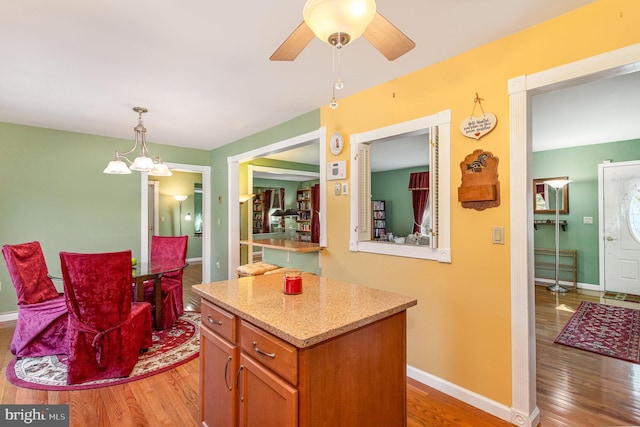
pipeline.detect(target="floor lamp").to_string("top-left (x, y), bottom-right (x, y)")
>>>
top-left (173, 195), bottom-right (188, 235)
top-left (544, 179), bottom-right (572, 293)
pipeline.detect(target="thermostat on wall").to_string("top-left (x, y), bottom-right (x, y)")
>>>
top-left (327, 160), bottom-right (346, 180)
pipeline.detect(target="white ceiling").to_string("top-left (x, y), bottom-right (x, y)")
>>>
top-left (1, 0), bottom-right (601, 153)
top-left (532, 71), bottom-right (640, 152)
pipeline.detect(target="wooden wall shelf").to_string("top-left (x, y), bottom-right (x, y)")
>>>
top-left (533, 219), bottom-right (567, 231)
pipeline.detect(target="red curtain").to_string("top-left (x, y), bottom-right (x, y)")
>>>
top-left (279, 188), bottom-right (286, 227)
top-left (262, 190), bottom-right (272, 233)
top-left (311, 184), bottom-right (320, 243)
top-left (408, 172), bottom-right (429, 234)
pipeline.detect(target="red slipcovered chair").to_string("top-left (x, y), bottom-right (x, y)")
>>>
top-left (60, 250), bottom-right (153, 385)
top-left (2, 241), bottom-right (68, 358)
top-left (143, 235), bottom-right (188, 330)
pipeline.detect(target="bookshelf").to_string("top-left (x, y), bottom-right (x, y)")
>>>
top-left (372, 200), bottom-right (386, 240)
top-left (252, 192), bottom-right (264, 234)
top-left (296, 189), bottom-right (312, 241)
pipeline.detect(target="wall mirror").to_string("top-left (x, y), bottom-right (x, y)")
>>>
top-left (533, 176), bottom-right (569, 214)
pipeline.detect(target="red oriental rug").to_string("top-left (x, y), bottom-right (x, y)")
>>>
top-left (6, 312), bottom-right (200, 390)
top-left (554, 301), bottom-right (640, 363)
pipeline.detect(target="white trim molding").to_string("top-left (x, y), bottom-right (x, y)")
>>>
top-left (407, 365), bottom-right (517, 424)
top-left (509, 42), bottom-right (640, 427)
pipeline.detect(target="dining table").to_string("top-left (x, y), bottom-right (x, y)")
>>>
top-left (132, 260), bottom-right (188, 329)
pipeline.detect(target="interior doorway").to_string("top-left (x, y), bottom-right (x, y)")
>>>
top-left (509, 43), bottom-right (640, 424)
top-left (140, 162), bottom-right (212, 284)
top-left (227, 128), bottom-right (327, 278)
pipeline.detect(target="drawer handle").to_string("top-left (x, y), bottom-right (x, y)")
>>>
top-left (207, 316), bottom-right (222, 326)
top-left (224, 356), bottom-right (232, 391)
top-left (252, 341), bottom-right (276, 358)
top-left (236, 366), bottom-right (244, 402)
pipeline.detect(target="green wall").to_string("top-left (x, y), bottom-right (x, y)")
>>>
top-left (533, 139), bottom-right (640, 286)
top-left (0, 122), bottom-right (209, 314)
top-left (371, 167), bottom-right (429, 238)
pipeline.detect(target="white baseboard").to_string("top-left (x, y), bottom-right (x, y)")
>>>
top-left (186, 257), bottom-right (203, 263)
top-left (534, 277), bottom-right (602, 292)
top-left (0, 312), bottom-right (18, 323)
top-left (407, 365), bottom-right (537, 426)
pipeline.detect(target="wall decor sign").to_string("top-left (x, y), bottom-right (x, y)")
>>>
top-left (457, 149), bottom-right (500, 211)
top-left (459, 93), bottom-right (497, 140)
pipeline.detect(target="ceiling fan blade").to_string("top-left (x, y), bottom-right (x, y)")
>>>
top-left (363, 12), bottom-right (416, 61)
top-left (270, 21), bottom-right (315, 61)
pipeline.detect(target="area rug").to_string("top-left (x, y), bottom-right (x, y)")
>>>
top-left (6, 311), bottom-right (200, 390)
top-left (554, 301), bottom-right (640, 363)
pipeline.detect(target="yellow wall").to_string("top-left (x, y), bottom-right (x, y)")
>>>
top-left (319, 0), bottom-right (640, 405)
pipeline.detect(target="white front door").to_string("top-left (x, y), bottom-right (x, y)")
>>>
top-left (601, 160), bottom-right (640, 294)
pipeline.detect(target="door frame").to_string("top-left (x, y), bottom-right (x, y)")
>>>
top-left (227, 128), bottom-right (327, 278)
top-left (598, 159), bottom-right (640, 293)
top-left (147, 180), bottom-right (160, 255)
top-left (140, 163), bottom-right (212, 283)
top-left (508, 43), bottom-right (640, 426)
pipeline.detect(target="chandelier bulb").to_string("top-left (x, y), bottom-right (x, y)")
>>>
top-left (334, 79), bottom-right (344, 91)
top-left (330, 97), bottom-right (339, 110)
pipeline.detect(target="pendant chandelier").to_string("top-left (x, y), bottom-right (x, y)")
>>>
top-left (103, 107), bottom-right (172, 176)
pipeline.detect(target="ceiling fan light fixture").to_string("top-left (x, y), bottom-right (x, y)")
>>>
top-left (303, 0), bottom-right (376, 47)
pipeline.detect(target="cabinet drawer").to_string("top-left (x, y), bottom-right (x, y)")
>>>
top-left (201, 299), bottom-right (236, 343)
top-left (239, 320), bottom-right (298, 385)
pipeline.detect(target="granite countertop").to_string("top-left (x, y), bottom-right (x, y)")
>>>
top-left (192, 273), bottom-right (417, 348)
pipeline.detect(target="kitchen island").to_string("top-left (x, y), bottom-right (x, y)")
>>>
top-left (193, 272), bottom-right (417, 427)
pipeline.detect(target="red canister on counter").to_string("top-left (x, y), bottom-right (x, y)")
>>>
top-left (284, 270), bottom-right (302, 294)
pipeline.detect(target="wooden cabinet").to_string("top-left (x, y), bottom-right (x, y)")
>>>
top-left (372, 200), bottom-right (386, 240)
top-left (200, 300), bottom-right (239, 427)
top-left (295, 189), bottom-right (312, 241)
top-left (200, 301), bottom-right (298, 427)
top-left (201, 327), bottom-right (238, 427)
top-left (238, 353), bottom-right (298, 427)
top-left (199, 298), bottom-right (407, 427)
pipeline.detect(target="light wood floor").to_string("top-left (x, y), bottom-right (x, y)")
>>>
top-left (1, 270), bottom-right (638, 426)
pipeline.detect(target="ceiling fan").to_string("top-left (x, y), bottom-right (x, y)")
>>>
top-left (270, 0), bottom-right (415, 62)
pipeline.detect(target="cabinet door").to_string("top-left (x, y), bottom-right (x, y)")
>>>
top-left (201, 326), bottom-right (238, 427)
top-left (238, 353), bottom-right (298, 427)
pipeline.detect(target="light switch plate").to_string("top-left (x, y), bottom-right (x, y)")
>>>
top-left (334, 183), bottom-right (341, 196)
top-left (342, 183), bottom-right (348, 195)
top-left (492, 226), bottom-right (505, 244)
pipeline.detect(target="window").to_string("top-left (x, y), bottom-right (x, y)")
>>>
top-left (349, 111), bottom-right (451, 262)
